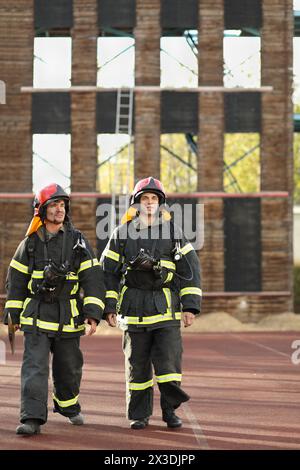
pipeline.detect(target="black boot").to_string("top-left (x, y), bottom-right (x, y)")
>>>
top-left (130, 417), bottom-right (149, 429)
top-left (16, 419), bottom-right (41, 436)
top-left (162, 409), bottom-right (182, 428)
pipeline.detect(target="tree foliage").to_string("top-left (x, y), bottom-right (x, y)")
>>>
top-left (97, 139), bottom-right (134, 194)
top-left (160, 134), bottom-right (197, 193)
top-left (224, 133), bottom-right (260, 193)
top-left (96, 129), bottom-right (300, 199)
top-left (161, 133), bottom-right (260, 193)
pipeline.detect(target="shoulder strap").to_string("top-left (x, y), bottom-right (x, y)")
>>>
top-left (71, 227), bottom-right (86, 271)
top-left (115, 221), bottom-right (131, 273)
top-left (169, 221), bottom-right (183, 262)
top-left (26, 234), bottom-right (36, 274)
top-left (170, 220), bottom-right (181, 245)
top-left (118, 220), bottom-right (132, 252)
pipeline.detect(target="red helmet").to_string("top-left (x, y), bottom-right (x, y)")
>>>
top-left (34, 183), bottom-right (70, 219)
top-left (131, 177), bottom-right (166, 205)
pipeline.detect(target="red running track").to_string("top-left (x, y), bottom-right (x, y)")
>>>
top-left (0, 332), bottom-right (300, 450)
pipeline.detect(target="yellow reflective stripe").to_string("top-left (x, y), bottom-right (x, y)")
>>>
top-left (83, 296), bottom-right (105, 310)
top-left (156, 373), bottom-right (182, 383)
top-left (20, 317), bottom-right (31, 325)
top-left (5, 300), bottom-right (23, 309)
top-left (10, 259), bottom-right (29, 274)
top-left (27, 279), bottom-right (34, 294)
top-left (78, 258), bottom-right (99, 273)
top-left (165, 272), bottom-right (174, 283)
top-left (20, 317), bottom-right (85, 333)
top-left (180, 243), bottom-right (194, 256)
top-left (163, 288), bottom-right (171, 311)
top-left (105, 249), bottom-right (120, 262)
top-left (105, 290), bottom-right (119, 300)
top-left (52, 393), bottom-right (79, 408)
top-left (70, 299), bottom-right (79, 317)
top-left (117, 285), bottom-right (128, 312)
top-left (160, 259), bottom-right (176, 270)
top-left (180, 287), bottom-right (202, 297)
top-left (66, 272), bottom-right (78, 280)
top-left (21, 297), bottom-right (31, 314)
top-left (70, 283), bottom-right (79, 295)
top-left (32, 270), bottom-right (44, 279)
top-left (117, 312), bottom-right (181, 326)
top-left (31, 270), bottom-right (78, 281)
top-left (128, 379), bottom-right (153, 391)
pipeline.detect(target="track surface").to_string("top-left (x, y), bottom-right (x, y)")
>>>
top-left (1, 332), bottom-right (300, 450)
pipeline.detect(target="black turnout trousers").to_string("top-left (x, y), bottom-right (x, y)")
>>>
top-left (122, 326), bottom-right (190, 420)
top-left (20, 332), bottom-right (83, 424)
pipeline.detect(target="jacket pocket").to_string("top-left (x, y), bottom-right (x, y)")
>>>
top-left (118, 286), bottom-right (130, 315)
top-left (21, 298), bottom-right (37, 318)
top-left (153, 291), bottom-right (168, 314)
top-left (170, 289), bottom-right (180, 313)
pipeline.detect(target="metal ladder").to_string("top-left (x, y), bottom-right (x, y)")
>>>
top-left (111, 88), bottom-right (134, 227)
top-left (116, 88), bottom-right (133, 136)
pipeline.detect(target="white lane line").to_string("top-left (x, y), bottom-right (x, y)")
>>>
top-left (229, 333), bottom-right (292, 359)
top-left (182, 402), bottom-right (210, 449)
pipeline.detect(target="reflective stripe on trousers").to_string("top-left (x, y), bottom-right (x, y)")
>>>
top-left (20, 333), bottom-right (83, 424)
top-left (122, 326), bottom-right (189, 420)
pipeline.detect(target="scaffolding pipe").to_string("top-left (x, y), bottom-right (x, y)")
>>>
top-left (0, 191), bottom-right (289, 199)
top-left (21, 86), bottom-right (274, 93)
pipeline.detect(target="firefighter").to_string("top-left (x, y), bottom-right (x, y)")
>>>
top-left (102, 177), bottom-right (201, 429)
top-left (3, 183), bottom-right (105, 436)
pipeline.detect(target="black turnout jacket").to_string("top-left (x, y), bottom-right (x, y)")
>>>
top-left (4, 223), bottom-right (105, 337)
top-left (102, 215), bottom-right (202, 331)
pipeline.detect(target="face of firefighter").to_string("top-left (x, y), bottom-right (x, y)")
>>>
top-left (139, 192), bottom-right (160, 220)
top-left (45, 199), bottom-right (66, 228)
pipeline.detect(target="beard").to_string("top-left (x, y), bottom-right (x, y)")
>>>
top-left (46, 215), bottom-right (65, 225)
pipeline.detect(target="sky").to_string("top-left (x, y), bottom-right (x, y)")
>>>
top-left (32, 15), bottom-right (300, 192)
top-left (32, 134), bottom-right (71, 192)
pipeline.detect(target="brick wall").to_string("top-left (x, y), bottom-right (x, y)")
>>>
top-left (261, 0), bottom-right (294, 311)
top-left (0, 0), bottom-right (295, 318)
top-left (0, 0), bottom-right (34, 312)
top-left (71, 0), bottom-right (98, 248)
top-left (198, 1), bottom-right (225, 296)
top-left (134, 0), bottom-right (160, 180)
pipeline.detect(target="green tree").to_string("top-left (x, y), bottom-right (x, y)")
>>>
top-left (160, 134), bottom-right (197, 193)
top-left (224, 133), bottom-right (260, 193)
top-left (97, 129), bottom-right (299, 199)
top-left (97, 140), bottom-right (134, 194)
top-left (161, 133), bottom-right (260, 194)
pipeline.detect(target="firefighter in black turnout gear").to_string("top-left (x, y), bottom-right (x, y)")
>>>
top-left (3, 183), bottom-right (105, 436)
top-left (102, 177), bottom-right (201, 429)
